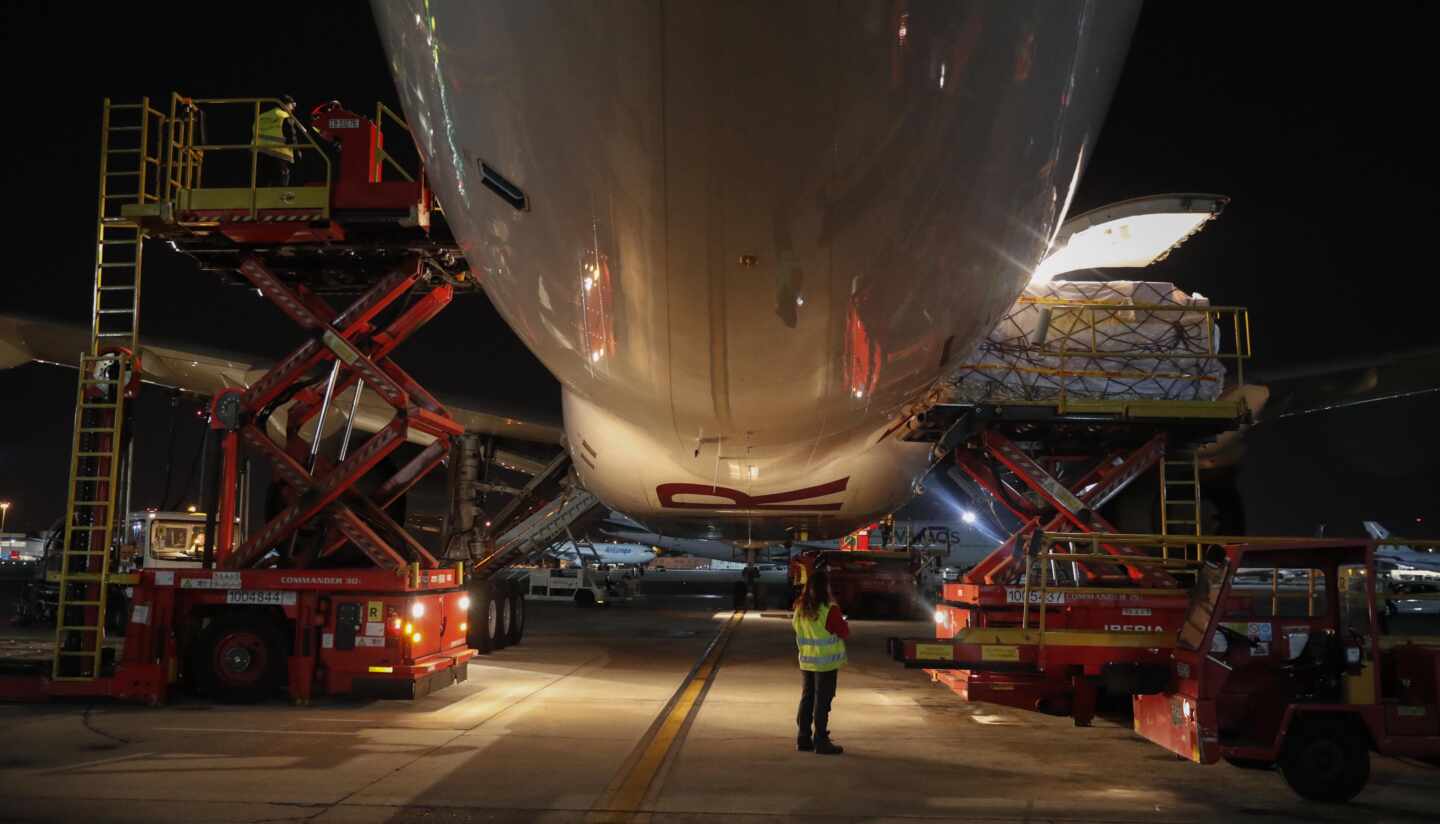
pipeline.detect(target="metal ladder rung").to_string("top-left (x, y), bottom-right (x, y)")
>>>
top-left (75, 452), bottom-right (119, 457)
top-left (108, 125), bottom-right (143, 132)
top-left (1164, 500), bottom-right (1197, 506)
top-left (60, 574), bottom-right (111, 582)
top-left (81, 403), bottom-right (119, 409)
top-left (81, 378), bottom-right (120, 385)
top-left (104, 171), bottom-right (141, 177)
top-left (97, 285), bottom-right (137, 292)
top-left (64, 550), bottom-right (109, 555)
top-left (58, 626), bottom-right (104, 632)
top-left (71, 501), bottom-right (112, 506)
top-left (67, 525), bottom-right (110, 531)
top-left (1167, 519), bottom-right (1198, 525)
top-left (77, 428), bottom-right (120, 434)
top-left (108, 148), bottom-right (142, 155)
top-left (57, 600), bottom-right (104, 607)
top-left (96, 332), bottom-right (133, 338)
top-left (71, 475), bottom-right (114, 481)
top-left (96, 309), bottom-right (135, 315)
top-left (1163, 479), bottom-right (1197, 485)
top-left (55, 651), bottom-right (104, 658)
top-left (99, 262), bottom-right (139, 269)
top-left (99, 239), bottom-right (139, 245)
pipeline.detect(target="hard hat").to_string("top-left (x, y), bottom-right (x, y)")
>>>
top-left (279, 94), bottom-right (297, 108)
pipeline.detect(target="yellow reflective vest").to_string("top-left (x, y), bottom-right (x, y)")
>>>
top-left (256, 107), bottom-right (294, 162)
top-left (793, 603), bottom-right (847, 672)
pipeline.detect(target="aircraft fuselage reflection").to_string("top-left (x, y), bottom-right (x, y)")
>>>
top-left (373, 1), bottom-right (1142, 541)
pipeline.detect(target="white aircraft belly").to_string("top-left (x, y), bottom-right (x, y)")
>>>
top-left (373, 0), bottom-right (1141, 540)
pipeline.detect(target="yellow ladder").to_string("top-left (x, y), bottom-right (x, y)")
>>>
top-left (93, 98), bottom-right (165, 353)
top-left (1159, 450), bottom-right (1203, 562)
top-left (53, 355), bottom-right (131, 679)
top-left (52, 98), bottom-right (165, 680)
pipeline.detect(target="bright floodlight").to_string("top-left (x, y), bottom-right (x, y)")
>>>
top-left (1031, 194), bottom-right (1227, 284)
top-left (961, 510), bottom-right (977, 525)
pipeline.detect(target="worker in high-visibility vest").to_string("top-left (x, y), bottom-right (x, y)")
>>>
top-left (792, 566), bottom-right (849, 754)
top-left (255, 95), bottom-right (302, 186)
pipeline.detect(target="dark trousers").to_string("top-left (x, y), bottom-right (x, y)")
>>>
top-left (259, 153), bottom-right (292, 187)
top-left (797, 669), bottom-right (838, 740)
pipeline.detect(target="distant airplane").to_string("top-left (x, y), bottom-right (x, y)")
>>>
top-left (596, 510), bottom-right (994, 569)
top-left (546, 540), bottom-right (657, 568)
top-left (1363, 521), bottom-right (1440, 583)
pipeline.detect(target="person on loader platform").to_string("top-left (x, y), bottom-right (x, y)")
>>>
top-left (255, 95), bottom-right (302, 186)
top-left (792, 567), bottom-right (849, 755)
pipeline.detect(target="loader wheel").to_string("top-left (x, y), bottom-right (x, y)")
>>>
top-left (1279, 720), bottom-right (1370, 802)
top-left (507, 591), bottom-right (526, 646)
top-left (468, 588), bottom-right (494, 654)
top-left (196, 613), bottom-right (284, 704)
top-left (575, 589), bottom-right (596, 608)
top-left (492, 591), bottom-right (510, 650)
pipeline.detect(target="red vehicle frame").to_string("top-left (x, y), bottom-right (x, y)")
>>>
top-left (1134, 540), bottom-right (1440, 802)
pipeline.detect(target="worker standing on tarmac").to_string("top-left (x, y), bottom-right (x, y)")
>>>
top-left (255, 95), bottom-right (302, 186)
top-left (792, 567), bottom-right (848, 755)
top-left (742, 562), bottom-right (761, 608)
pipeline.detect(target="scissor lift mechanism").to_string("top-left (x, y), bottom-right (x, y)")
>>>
top-left (895, 347), bottom-right (1255, 721)
top-left (0, 94), bottom-right (498, 704)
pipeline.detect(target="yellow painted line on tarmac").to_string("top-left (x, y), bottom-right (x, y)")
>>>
top-left (587, 609), bottom-right (745, 823)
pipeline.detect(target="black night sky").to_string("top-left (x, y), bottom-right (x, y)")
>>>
top-left (1, 2), bottom-right (1436, 537)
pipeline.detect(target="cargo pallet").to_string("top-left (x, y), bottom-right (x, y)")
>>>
top-left (894, 290), bottom-right (1259, 721)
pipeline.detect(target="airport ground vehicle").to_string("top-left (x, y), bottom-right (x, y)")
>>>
top-left (0, 95), bottom-right (559, 704)
top-left (889, 279), bottom-right (1260, 719)
top-left (791, 549), bottom-right (922, 618)
top-left (525, 565), bottom-right (640, 607)
top-left (1134, 539), bottom-right (1440, 802)
top-left (13, 510), bottom-right (207, 631)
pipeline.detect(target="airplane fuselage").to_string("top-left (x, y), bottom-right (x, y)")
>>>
top-left (374, 1), bottom-right (1141, 540)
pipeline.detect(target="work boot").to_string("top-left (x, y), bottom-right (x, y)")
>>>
top-left (813, 736), bottom-right (844, 755)
top-left (796, 735), bottom-right (814, 752)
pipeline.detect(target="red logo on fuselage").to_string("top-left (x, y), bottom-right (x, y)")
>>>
top-left (655, 477), bottom-right (849, 511)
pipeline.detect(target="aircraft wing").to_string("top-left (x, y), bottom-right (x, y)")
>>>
top-left (1248, 347), bottom-right (1440, 424)
top-left (0, 315), bottom-right (562, 472)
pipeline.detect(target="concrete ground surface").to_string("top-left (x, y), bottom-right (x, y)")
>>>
top-left (0, 594), bottom-right (1436, 823)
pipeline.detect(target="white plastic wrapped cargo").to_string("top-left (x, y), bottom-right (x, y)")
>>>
top-left (946, 280), bottom-right (1227, 403)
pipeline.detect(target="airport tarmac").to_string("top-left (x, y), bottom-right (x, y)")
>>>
top-left (0, 594), bottom-right (1436, 823)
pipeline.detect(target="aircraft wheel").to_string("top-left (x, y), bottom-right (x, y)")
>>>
top-left (1279, 720), bottom-right (1370, 802)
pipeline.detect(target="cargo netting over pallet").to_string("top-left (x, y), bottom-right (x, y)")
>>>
top-left (943, 280), bottom-right (1249, 404)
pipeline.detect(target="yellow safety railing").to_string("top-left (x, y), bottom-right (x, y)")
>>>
top-left (375, 101), bottom-right (418, 183)
top-left (160, 96), bottom-right (333, 219)
top-left (165, 93), bottom-right (204, 196)
top-left (1018, 534), bottom-right (1201, 646)
top-left (1022, 532), bottom-right (1440, 642)
top-left (957, 298), bottom-right (1253, 411)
